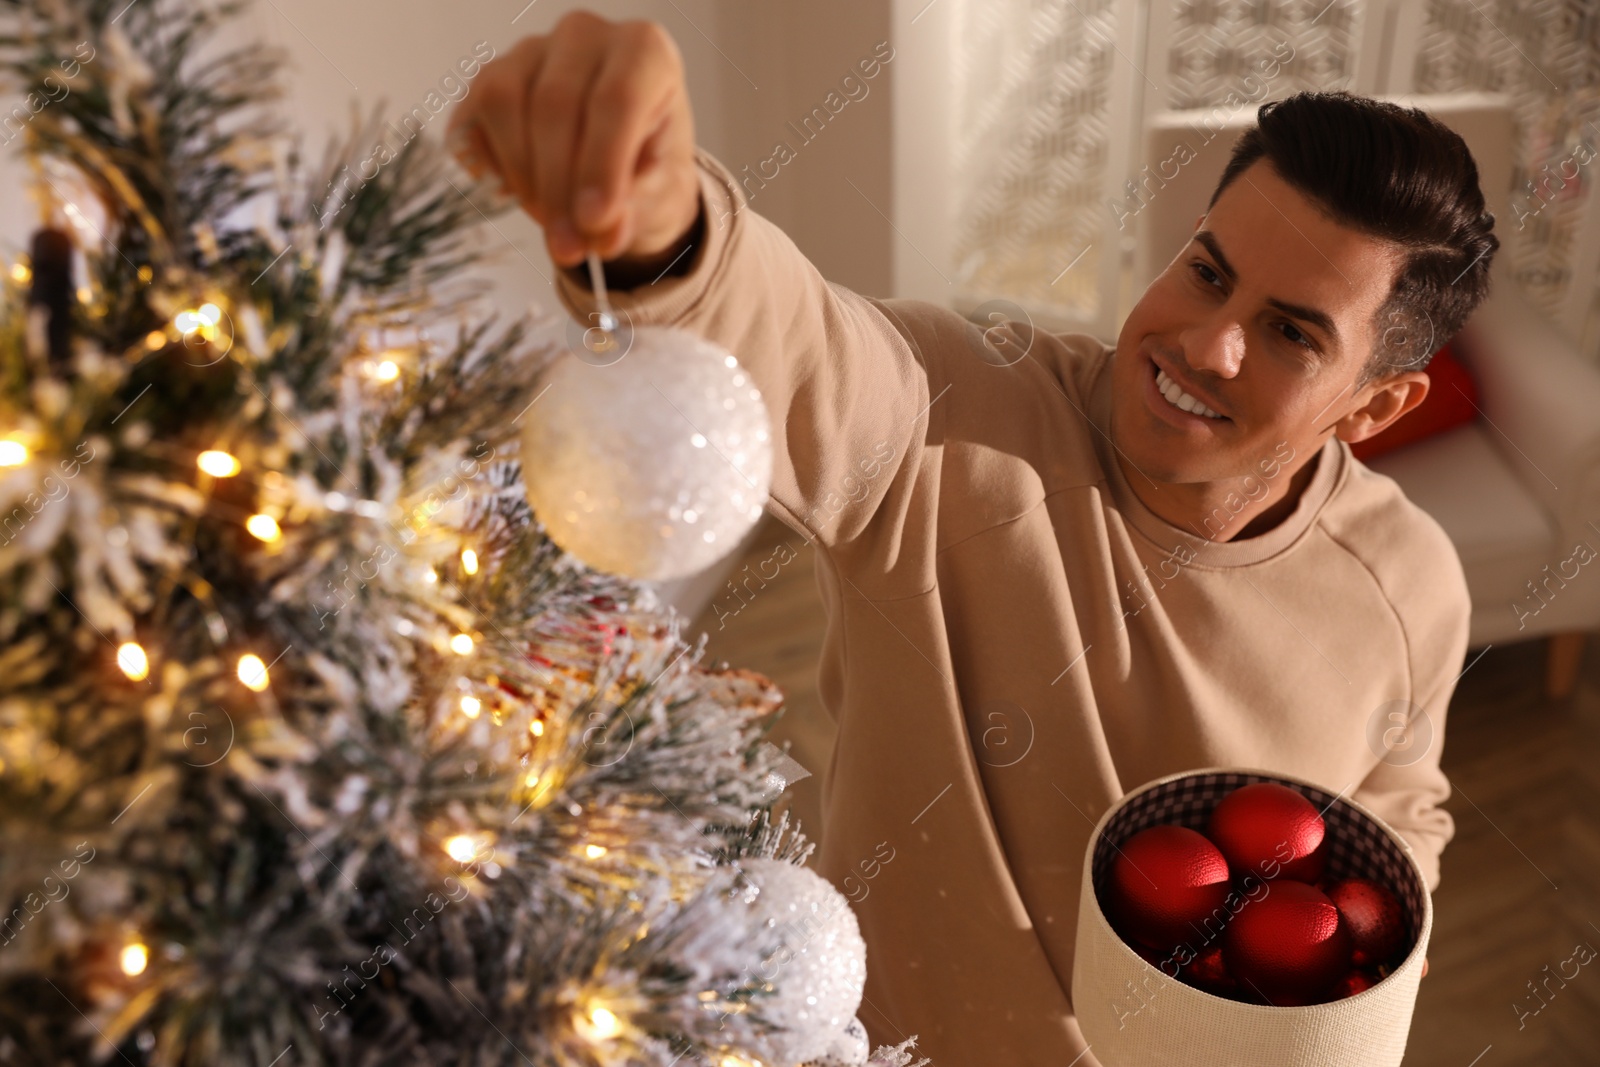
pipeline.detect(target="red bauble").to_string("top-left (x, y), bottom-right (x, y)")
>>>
top-left (1326, 877), bottom-right (1405, 967)
top-left (1331, 967), bottom-right (1381, 999)
top-left (1132, 942), bottom-right (1173, 975)
top-left (1222, 880), bottom-right (1351, 1006)
top-left (1207, 782), bottom-right (1327, 884)
top-left (1179, 943), bottom-right (1239, 998)
top-left (1109, 825), bottom-right (1232, 954)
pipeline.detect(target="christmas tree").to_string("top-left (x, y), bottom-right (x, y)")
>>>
top-left (0, 1), bottom-right (926, 1064)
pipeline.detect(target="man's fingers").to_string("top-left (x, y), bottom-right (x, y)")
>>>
top-left (465, 35), bottom-right (547, 208)
top-left (527, 16), bottom-right (611, 240)
top-left (571, 21), bottom-right (680, 239)
top-left (447, 120), bottom-right (499, 184)
top-left (447, 15), bottom-right (696, 267)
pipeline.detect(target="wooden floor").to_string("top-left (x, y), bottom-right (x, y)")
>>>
top-left (689, 515), bottom-right (1600, 1065)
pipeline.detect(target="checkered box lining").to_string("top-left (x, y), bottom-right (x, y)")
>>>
top-left (1090, 770), bottom-right (1423, 956)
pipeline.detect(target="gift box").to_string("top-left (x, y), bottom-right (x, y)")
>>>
top-left (1070, 767), bottom-right (1431, 1067)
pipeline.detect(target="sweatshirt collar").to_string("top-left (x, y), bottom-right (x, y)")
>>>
top-left (1087, 344), bottom-right (1345, 568)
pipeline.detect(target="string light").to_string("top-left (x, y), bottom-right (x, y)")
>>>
top-left (459, 695), bottom-right (481, 719)
top-left (144, 330), bottom-right (167, 350)
top-left (245, 514), bottom-right (281, 542)
top-left (116, 642), bottom-right (149, 681)
top-left (363, 358), bottom-right (400, 382)
top-left (120, 942), bottom-right (149, 977)
top-left (574, 1003), bottom-right (622, 1043)
top-left (460, 548), bottom-right (478, 575)
top-left (174, 303), bottom-right (222, 340)
top-left (236, 653), bottom-right (269, 692)
top-left (524, 769), bottom-right (540, 788)
top-left (585, 844), bottom-right (607, 859)
top-left (720, 1056), bottom-right (766, 1067)
top-left (529, 718), bottom-right (545, 738)
top-left (10, 263), bottom-right (29, 284)
top-left (0, 440), bottom-right (28, 466)
top-left (449, 633), bottom-right (474, 655)
top-left (444, 834), bottom-right (490, 863)
top-left (196, 450), bottom-right (240, 477)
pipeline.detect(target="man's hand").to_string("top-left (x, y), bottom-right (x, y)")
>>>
top-left (445, 10), bottom-right (700, 271)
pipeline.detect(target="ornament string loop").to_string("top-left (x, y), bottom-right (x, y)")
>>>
top-left (584, 251), bottom-right (617, 334)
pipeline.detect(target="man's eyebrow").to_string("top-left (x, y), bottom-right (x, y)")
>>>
top-left (1192, 229), bottom-right (1341, 351)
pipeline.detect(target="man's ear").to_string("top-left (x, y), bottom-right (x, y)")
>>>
top-left (1334, 370), bottom-right (1430, 444)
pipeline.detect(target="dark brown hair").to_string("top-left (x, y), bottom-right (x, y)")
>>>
top-left (1209, 90), bottom-right (1500, 387)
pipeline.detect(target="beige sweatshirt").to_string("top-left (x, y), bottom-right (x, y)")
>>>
top-left (554, 148), bottom-right (1471, 1067)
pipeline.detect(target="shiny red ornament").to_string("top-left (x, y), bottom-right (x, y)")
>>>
top-left (1331, 966), bottom-right (1381, 999)
top-left (1108, 825), bottom-right (1232, 954)
top-left (1179, 942), bottom-right (1239, 998)
top-left (1206, 782), bottom-right (1327, 884)
top-left (1222, 880), bottom-right (1351, 1006)
top-left (1326, 877), bottom-right (1405, 967)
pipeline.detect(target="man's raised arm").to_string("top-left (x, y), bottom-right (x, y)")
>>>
top-left (447, 11), bottom-right (932, 548)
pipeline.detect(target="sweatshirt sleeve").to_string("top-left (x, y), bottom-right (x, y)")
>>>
top-left (548, 145), bottom-right (933, 550)
top-left (1349, 591), bottom-right (1471, 896)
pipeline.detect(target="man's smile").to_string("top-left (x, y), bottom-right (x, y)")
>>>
top-left (1140, 348), bottom-right (1235, 433)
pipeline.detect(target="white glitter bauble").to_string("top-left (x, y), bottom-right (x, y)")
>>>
top-left (521, 324), bottom-right (773, 581)
top-left (733, 857), bottom-right (867, 1066)
top-left (805, 1016), bottom-right (871, 1066)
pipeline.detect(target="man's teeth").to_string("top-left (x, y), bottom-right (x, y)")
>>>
top-left (1155, 368), bottom-right (1224, 419)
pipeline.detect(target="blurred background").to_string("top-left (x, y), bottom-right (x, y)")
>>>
top-left (4, 1), bottom-right (1596, 1062)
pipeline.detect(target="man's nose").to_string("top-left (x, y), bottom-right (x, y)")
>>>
top-left (1178, 314), bottom-right (1246, 379)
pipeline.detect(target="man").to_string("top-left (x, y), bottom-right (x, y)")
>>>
top-left (449, 12), bottom-right (1497, 1063)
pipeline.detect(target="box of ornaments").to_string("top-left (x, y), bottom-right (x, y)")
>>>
top-left (1070, 768), bottom-right (1432, 1067)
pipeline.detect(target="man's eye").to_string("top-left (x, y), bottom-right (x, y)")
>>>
top-left (1277, 322), bottom-right (1315, 350)
top-left (1188, 260), bottom-right (1317, 354)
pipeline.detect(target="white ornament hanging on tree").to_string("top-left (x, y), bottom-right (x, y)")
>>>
top-left (729, 857), bottom-right (868, 1067)
top-left (807, 1015), bottom-right (872, 1067)
top-left (521, 254), bottom-right (773, 582)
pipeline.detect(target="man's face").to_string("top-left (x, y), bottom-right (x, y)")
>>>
top-left (1111, 159), bottom-right (1410, 485)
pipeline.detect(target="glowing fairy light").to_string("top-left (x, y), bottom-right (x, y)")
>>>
top-left (196, 450), bottom-right (240, 477)
top-left (461, 547), bottom-right (478, 575)
top-left (575, 1003), bottom-right (622, 1042)
top-left (245, 514), bottom-right (281, 542)
top-left (459, 695), bottom-right (482, 719)
top-left (236, 653), bottom-right (269, 692)
top-left (116, 642), bottom-right (149, 681)
top-left (444, 834), bottom-right (490, 863)
top-left (450, 633), bottom-right (474, 655)
top-left (120, 942), bottom-right (149, 976)
top-left (585, 844), bottom-right (607, 859)
top-left (174, 303), bottom-right (221, 341)
top-left (0, 440), bottom-right (28, 466)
